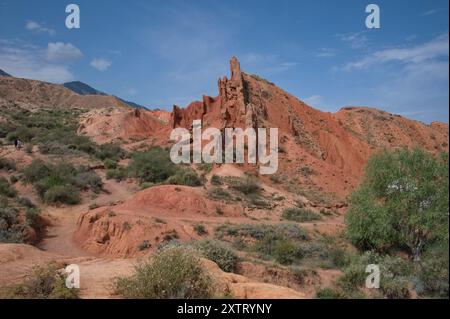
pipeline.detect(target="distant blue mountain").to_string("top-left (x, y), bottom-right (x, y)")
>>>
top-left (63, 81), bottom-right (145, 109)
top-left (0, 69), bottom-right (11, 77)
top-left (63, 81), bottom-right (107, 96)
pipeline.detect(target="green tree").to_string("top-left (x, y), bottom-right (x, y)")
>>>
top-left (346, 149), bottom-right (449, 261)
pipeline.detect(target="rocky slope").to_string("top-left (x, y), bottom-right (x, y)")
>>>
top-left (0, 76), bottom-right (130, 111)
top-left (77, 57), bottom-right (449, 199)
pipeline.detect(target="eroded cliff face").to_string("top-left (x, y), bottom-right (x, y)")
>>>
top-left (170, 57), bottom-right (267, 131)
top-left (77, 56), bottom-right (449, 199)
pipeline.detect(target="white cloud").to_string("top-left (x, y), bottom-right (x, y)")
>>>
top-left (0, 39), bottom-right (75, 83)
top-left (46, 42), bottom-right (82, 62)
top-left (343, 33), bottom-right (449, 70)
top-left (339, 34), bottom-right (449, 123)
top-left (90, 58), bottom-right (111, 71)
top-left (337, 31), bottom-right (369, 49)
top-left (25, 20), bottom-right (55, 35)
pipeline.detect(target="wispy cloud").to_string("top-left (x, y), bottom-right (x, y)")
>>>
top-left (422, 9), bottom-right (438, 16)
top-left (90, 58), bottom-right (111, 71)
top-left (316, 48), bottom-right (337, 58)
top-left (340, 33), bottom-right (449, 123)
top-left (343, 33), bottom-right (449, 70)
top-left (0, 39), bottom-right (76, 82)
top-left (337, 31), bottom-right (369, 49)
top-left (46, 42), bottom-right (82, 61)
top-left (25, 20), bottom-right (55, 35)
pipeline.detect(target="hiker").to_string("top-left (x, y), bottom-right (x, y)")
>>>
top-left (16, 138), bottom-right (22, 150)
top-left (14, 138), bottom-right (18, 149)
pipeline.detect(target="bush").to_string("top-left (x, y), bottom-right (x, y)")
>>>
top-left (315, 287), bottom-right (344, 299)
top-left (193, 224), bottom-right (207, 236)
top-left (417, 244), bottom-right (449, 298)
top-left (103, 159), bottom-right (117, 169)
top-left (1, 263), bottom-right (78, 299)
top-left (0, 177), bottom-right (17, 198)
top-left (0, 158), bottom-right (16, 171)
top-left (95, 143), bottom-right (126, 161)
top-left (72, 171), bottom-right (103, 193)
top-left (114, 247), bottom-right (214, 298)
top-left (207, 187), bottom-right (231, 201)
top-left (216, 223), bottom-right (308, 242)
top-left (106, 168), bottom-right (127, 181)
top-left (0, 206), bottom-right (23, 243)
top-left (43, 185), bottom-right (81, 205)
top-left (272, 239), bottom-right (298, 265)
top-left (282, 208), bottom-right (321, 222)
top-left (22, 160), bottom-right (102, 205)
top-left (210, 174), bottom-right (222, 185)
top-left (228, 177), bottom-right (261, 195)
top-left (196, 239), bottom-right (238, 273)
top-left (127, 147), bottom-right (179, 184)
top-left (22, 160), bottom-right (50, 183)
top-left (166, 169), bottom-right (203, 186)
top-left (346, 149), bottom-right (449, 260)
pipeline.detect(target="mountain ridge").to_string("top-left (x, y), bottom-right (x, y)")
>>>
top-left (0, 69), bottom-right (11, 77)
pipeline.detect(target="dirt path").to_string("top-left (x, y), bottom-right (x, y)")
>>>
top-left (33, 173), bottom-right (139, 298)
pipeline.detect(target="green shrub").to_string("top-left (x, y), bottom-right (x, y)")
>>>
top-left (207, 187), bottom-right (231, 201)
top-left (43, 185), bottom-right (81, 205)
top-left (140, 182), bottom-right (154, 190)
top-left (103, 159), bottom-right (117, 169)
top-left (0, 177), bottom-right (17, 198)
top-left (10, 175), bottom-right (18, 184)
top-left (197, 163), bottom-right (212, 173)
top-left (282, 208), bottom-right (321, 222)
top-left (216, 223), bottom-right (308, 242)
top-left (210, 174), bottom-right (222, 185)
top-left (346, 149), bottom-right (449, 260)
top-left (22, 160), bottom-right (50, 184)
top-left (0, 206), bottom-right (23, 243)
top-left (127, 147), bottom-right (179, 184)
top-left (95, 143), bottom-right (126, 161)
top-left (73, 171), bottom-right (103, 193)
top-left (416, 244), bottom-right (449, 298)
top-left (228, 177), bottom-right (261, 195)
top-left (196, 239), bottom-right (237, 273)
top-left (22, 160), bottom-right (101, 205)
top-left (114, 247), bottom-right (214, 298)
top-left (193, 224), bottom-right (207, 236)
top-left (1, 263), bottom-right (78, 299)
top-left (0, 158), bottom-right (16, 171)
top-left (166, 169), bottom-right (203, 186)
top-left (106, 168), bottom-right (127, 181)
top-left (272, 239), bottom-right (298, 265)
top-left (315, 287), bottom-right (344, 299)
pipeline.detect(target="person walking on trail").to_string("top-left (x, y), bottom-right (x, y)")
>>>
top-left (14, 138), bottom-right (18, 149)
top-left (16, 138), bottom-right (22, 150)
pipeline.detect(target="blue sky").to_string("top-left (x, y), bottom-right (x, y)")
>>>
top-left (0, 0), bottom-right (448, 123)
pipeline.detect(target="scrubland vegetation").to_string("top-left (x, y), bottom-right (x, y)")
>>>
top-left (317, 149), bottom-right (449, 299)
top-left (0, 263), bottom-right (78, 299)
top-left (0, 177), bottom-right (40, 243)
top-left (115, 247), bottom-right (214, 299)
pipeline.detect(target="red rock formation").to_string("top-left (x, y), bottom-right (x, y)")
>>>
top-left (76, 56), bottom-right (448, 200)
